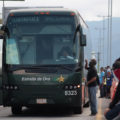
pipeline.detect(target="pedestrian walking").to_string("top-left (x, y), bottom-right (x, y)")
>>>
top-left (85, 59), bottom-right (98, 115)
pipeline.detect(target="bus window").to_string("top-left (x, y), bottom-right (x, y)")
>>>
top-left (6, 15), bottom-right (77, 65)
top-left (6, 38), bottom-right (20, 64)
top-left (74, 32), bottom-right (80, 62)
top-left (18, 36), bottom-right (36, 64)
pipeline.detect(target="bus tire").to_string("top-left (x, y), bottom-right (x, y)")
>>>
top-left (74, 106), bottom-right (83, 114)
top-left (11, 106), bottom-right (22, 115)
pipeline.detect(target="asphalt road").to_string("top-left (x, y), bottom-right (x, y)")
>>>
top-left (0, 96), bottom-right (110, 120)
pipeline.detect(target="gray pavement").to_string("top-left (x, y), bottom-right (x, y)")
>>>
top-left (0, 96), bottom-right (111, 120)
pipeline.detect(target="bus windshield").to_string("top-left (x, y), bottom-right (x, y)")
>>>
top-left (6, 14), bottom-right (79, 65)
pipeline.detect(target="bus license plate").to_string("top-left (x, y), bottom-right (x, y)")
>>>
top-left (65, 90), bottom-right (77, 96)
top-left (36, 98), bottom-right (47, 104)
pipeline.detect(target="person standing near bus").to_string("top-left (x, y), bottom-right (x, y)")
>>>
top-left (106, 69), bottom-right (113, 98)
top-left (85, 59), bottom-right (98, 115)
top-left (103, 76), bottom-right (107, 97)
top-left (99, 67), bottom-right (105, 98)
top-left (104, 58), bottom-right (120, 120)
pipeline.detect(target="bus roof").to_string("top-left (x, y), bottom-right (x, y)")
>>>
top-left (5, 7), bottom-right (88, 29)
top-left (9, 8), bottom-right (78, 14)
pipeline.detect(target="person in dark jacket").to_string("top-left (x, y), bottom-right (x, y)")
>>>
top-left (104, 58), bottom-right (120, 120)
top-left (85, 59), bottom-right (98, 115)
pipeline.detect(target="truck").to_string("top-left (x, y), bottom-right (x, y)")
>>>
top-left (0, 7), bottom-right (91, 115)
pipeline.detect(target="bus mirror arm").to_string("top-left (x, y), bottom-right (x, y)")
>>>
top-left (0, 25), bottom-right (10, 38)
top-left (80, 34), bottom-right (86, 46)
top-left (73, 25), bottom-right (87, 47)
top-left (72, 25), bottom-right (80, 56)
top-left (73, 25), bottom-right (80, 43)
top-left (0, 30), bottom-right (4, 39)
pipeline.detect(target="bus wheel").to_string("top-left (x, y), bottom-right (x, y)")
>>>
top-left (74, 106), bottom-right (83, 114)
top-left (11, 106), bottom-right (22, 115)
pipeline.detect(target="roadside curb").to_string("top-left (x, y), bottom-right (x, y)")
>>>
top-left (0, 105), bottom-right (3, 108)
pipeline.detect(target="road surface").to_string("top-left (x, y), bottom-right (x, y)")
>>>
top-left (0, 97), bottom-right (110, 120)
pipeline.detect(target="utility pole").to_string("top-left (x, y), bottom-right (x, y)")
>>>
top-left (107, 0), bottom-right (110, 66)
top-left (97, 52), bottom-right (100, 73)
top-left (91, 51), bottom-right (100, 73)
top-left (102, 17), bottom-right (105, 67)
top-left (95, 27), bottom-right (102, 71)
top-left (110, 0), bottom-right (113, 66)
top-left (107, 0), bottom-right (113, 67)
top-left (3, 0), bottom-right (5, 20)
top-left (0, 13), bottom-right (2, 24)
top-left (97, 15), bottom-right (108, 67)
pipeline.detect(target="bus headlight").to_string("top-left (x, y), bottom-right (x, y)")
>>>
top-left (77, 85), bottom-right (81, 88)
top-left (6, 86), bottom-right (9, 90)
top-left (65, 85), bottom-right (68, 89)
top-left (14, 86), bottom-right (18, 90)
top-left (64, 84), bottom-right (80, 90)
top-left (3, 85), bottom-right (19, 90)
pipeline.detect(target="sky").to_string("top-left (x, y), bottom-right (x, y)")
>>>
top-left (0, 0), bottom-right (120, 21)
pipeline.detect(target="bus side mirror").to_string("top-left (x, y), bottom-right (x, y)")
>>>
top-left (0, 25), bottom-right (9, 38)
top-left (81, 34), bottom-right (86, 46)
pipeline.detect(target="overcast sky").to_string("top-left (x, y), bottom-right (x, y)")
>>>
top-left (0, 0), bottom-right (120, 21)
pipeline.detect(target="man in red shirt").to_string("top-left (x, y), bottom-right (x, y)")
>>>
top-left (104, 58), bottom-right (120, 120)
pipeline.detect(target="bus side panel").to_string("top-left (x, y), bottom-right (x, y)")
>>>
top-left (0, 39), bottom-right (3, 105)
top-left (0, 74), bottom-right (3, 105)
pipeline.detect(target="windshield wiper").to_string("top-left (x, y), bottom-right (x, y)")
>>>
top-left (9, 65), bottom-right (48, 71)
top-left (73, 25), bottom-right (80, 43)
top-left (58, 65), bottom-right (73, 71)
top-left (7, 65), bottom-right (73, 72)
top-left (8, 66), bottom-right (30, 72)
top-left (72, 25), bottom-right (80, 57)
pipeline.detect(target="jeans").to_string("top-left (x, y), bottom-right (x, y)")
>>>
top-left (88, 86), bottom-right (97, 114)
top-left (100, 84), bottom-right (104, 97)
top-left (103, 85), bottom-right (107, 97)
top-left (105, 104), bottom-right (120, 120)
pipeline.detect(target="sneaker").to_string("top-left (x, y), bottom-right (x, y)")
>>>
top-left (98, 96), bottom-right (103, 98)
top-left (90, 112), bottom-right (97, 116)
